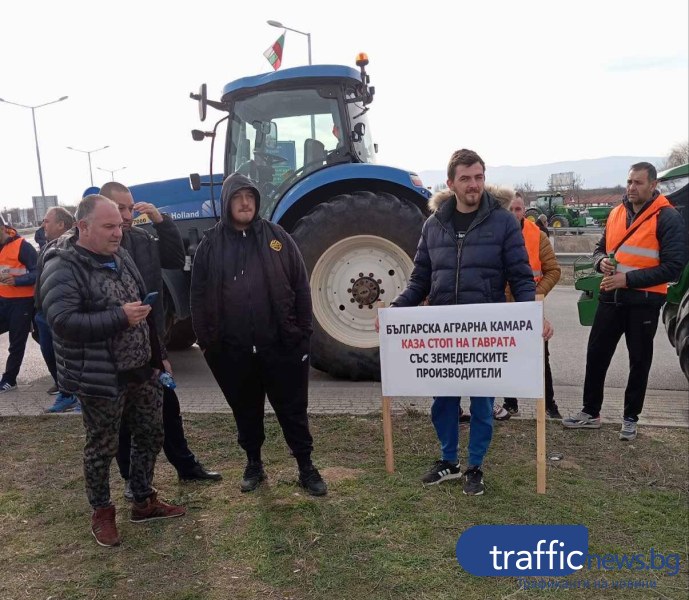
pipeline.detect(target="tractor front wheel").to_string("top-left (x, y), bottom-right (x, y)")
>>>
top-left (163, 290), bottom-right (197, 350)
top-left (525, 208), bottom-right (540, 222)
top-left (549, 215), bottom-right (569, 228)
top-left (291, 192), bottom-right (425, 380)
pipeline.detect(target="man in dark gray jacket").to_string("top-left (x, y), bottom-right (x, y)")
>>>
top-left (100, 182), bottom-right (221, 495)
top-left (191, 173), bottom-right (326, 496)
top-left (38, 195), bottom-right (185, 547)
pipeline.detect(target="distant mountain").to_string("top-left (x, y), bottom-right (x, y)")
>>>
top-left (419, 156), bottom-right (665, 191)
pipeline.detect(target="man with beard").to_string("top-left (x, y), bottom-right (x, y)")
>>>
top-left (379, 149), bottom-right (541, 495)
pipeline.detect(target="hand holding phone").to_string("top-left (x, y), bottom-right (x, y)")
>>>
top-left (142, 291), bottom-right (159, 306)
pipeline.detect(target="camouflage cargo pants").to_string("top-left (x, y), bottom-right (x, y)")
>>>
top-left (80, 377), bottom-right (164, 508)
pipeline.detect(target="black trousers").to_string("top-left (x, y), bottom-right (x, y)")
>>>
top-left (504, 340), bottom-right (555, 409)
top-left (583, 301), bottom-right (660, 421)
top-left (117, 385), bottom-right (197, 479)
top-left (0, 297), bottom-right (34, 384)
top-left (204, 344), bottom-right (313, 459)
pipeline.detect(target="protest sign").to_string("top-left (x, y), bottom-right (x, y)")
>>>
top-left (379, 301), bottom-right (544, 398)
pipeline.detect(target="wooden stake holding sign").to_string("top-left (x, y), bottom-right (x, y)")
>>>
top-left (536, 294), bottom-right (546, 494)
top-left (377, 299), bottom-right (548, 492)
top-left (377, 301), bottom-right (395, 473)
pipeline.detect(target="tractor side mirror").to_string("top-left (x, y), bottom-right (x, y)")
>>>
top-left (352, 122), bottom-right (366, 142)
top-left (265, 121), bottom-right (278, 150)
top-left (189, 173), bottom-right (202, 191)
top-left (196, 84), bottom-right (208, 122)
top-left (191, 129), bottom-right (209, 141)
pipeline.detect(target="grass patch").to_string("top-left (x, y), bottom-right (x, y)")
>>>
top-left (0, 413), bottom-right (687, 599)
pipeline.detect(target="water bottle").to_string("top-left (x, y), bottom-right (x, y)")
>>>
top-left (159, 371), bottom-right (177, 389)
top-left (608, 252), bottom-right (617, 274)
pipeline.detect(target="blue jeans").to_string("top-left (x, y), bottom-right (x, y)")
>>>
top-left (431, 396), bottom-right (494, 466)
top-left (35, 311), bottom-right (57, 384)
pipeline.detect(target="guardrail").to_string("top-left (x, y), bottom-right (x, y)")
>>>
top-left (550, 227), bottom-right (603, 235)
top-left (555, 252), bottom-right (591, 266)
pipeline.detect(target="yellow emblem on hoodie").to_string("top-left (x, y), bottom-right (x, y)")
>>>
top-left (270, 239), bottom-right (282, 252)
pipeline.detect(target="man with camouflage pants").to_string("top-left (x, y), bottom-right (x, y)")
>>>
top-left (38, 195), bottom-right (185, 547)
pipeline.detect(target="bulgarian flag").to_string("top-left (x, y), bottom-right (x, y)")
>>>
top-left (263, 32), bottom-right (285, 70)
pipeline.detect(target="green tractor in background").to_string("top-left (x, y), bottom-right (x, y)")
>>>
top-left (574, 163), bottom-right (689, 381)
top-left (524, 193), bottom-right (595, 228)
top-left (659, 163), bottom-right (689, 380)
top-left (585, 204), bottom-right (615, 226)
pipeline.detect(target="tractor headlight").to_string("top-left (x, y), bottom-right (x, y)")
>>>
top-left (659, 175), bottom-right (688, 196)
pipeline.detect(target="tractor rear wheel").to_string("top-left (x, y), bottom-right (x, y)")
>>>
top-left (291, 192), bottom-right (425, 380)
top-left (549, 215), bottom-right (569, 228)
top-left (674, 288), bottom-right (689, 381)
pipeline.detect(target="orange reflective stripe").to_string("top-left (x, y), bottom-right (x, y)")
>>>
top-left (606, 195), bottom-right (672, 295)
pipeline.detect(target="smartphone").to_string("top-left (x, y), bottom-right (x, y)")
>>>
top-left (142, 291), bottom-right (159, 306)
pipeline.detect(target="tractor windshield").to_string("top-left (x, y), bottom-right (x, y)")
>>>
top-left (227, 86), bottom-right (357, 218)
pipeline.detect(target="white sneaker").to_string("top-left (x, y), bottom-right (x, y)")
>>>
top-left (562, 411), bottom-right (601, 429)
top-left (0, 381), bottom-right (17, 393)
top-left (619, 418), bottom-right (637, 441)
top-left (493, 405), bottom-right (511, 421)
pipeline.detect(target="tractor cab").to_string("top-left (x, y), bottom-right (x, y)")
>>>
top-left (191, 56), bottom-right (377, 219)
top-left (188, 55), bottom-right (431, 381)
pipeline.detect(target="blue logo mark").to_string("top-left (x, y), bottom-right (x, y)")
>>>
top-left (456, 525), bottom-right (589, 576)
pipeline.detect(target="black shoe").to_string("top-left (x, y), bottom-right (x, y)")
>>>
top-left (421, 460), bottom-right (461, 485)
top-left (240, 460), bottom-right (266, 492)
top-left (298, 465), bottom-right (328, 496)
top-left (546, 404), bottom-right (562, 420)
top-left (463, 466), bottom-right (485, 496)
top-left (179, 462), bottom-right (223, 482)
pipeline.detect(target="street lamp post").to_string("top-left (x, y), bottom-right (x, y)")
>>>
top-left (267, 20), bottom-right (314, 137)
top-left (67, 145), bottom-right (110, 186)
top-left (97, 165), bottom-right (127, 182)
top-left (0, 95), bottom-right (68, 202)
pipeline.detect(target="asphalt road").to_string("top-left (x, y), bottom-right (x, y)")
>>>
top-left (2, 286), bottom-right (686, 398)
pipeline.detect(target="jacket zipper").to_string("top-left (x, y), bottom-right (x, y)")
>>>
top-left (241, 230), bottom-right (258, 354)
top-left (435, 208), bottom-right (492, 303)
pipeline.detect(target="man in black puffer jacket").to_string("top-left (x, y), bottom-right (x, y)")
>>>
top-left (100, 182), bottom-right (221, 495)
top-left (39, 195), bottom-right (185, 547)
top-left (191, 173), bottom-right (327, 496)
top-left (388, 149), bottom-right (538, 496)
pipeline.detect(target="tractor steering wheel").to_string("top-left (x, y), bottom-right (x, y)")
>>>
top-left (254, 151), bottom-right (287, 166)
top-left (275, 160), bottom-right (327, 195)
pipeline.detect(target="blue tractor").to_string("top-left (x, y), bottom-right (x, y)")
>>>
top-left (138, 55), bottom-right (431, 379)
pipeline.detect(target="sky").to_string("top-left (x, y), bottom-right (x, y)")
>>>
top-left (1, 0), bottom-right (687, 210)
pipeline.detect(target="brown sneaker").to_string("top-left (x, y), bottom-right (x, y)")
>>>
top-left (91, 505), bottom-right (121, 547)
top-left (130, 491), bottom-right (186, 523)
